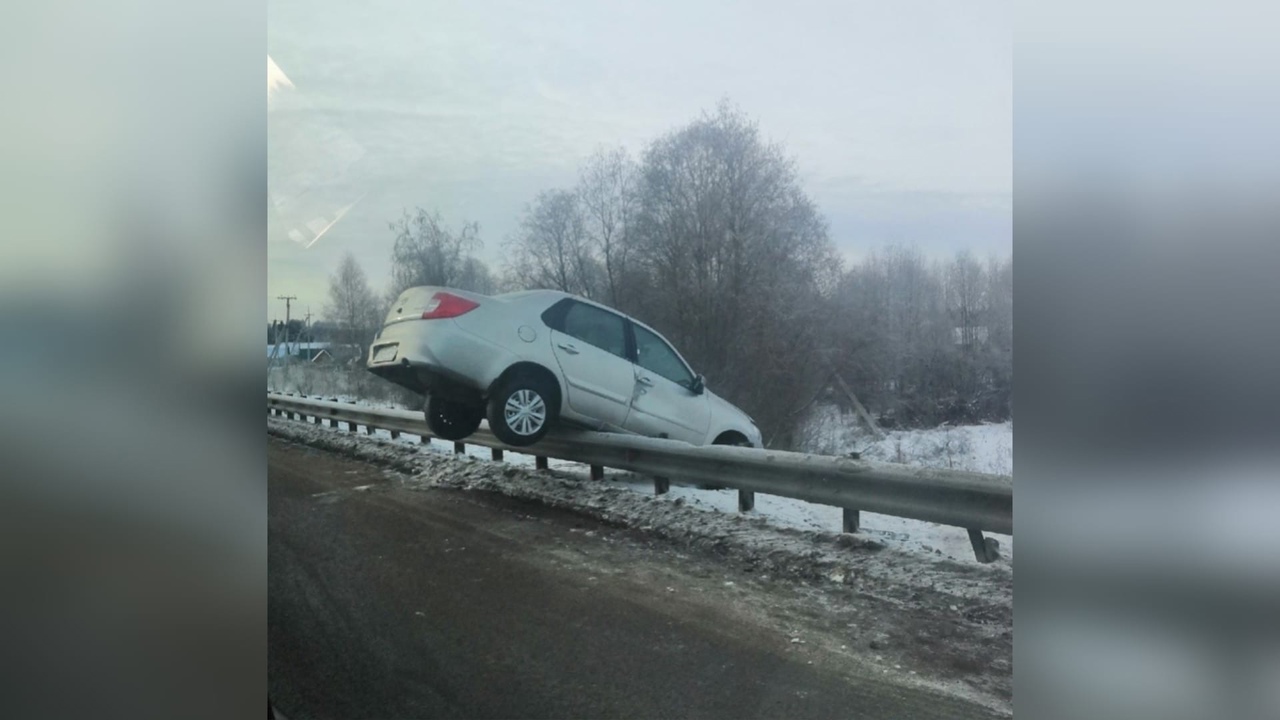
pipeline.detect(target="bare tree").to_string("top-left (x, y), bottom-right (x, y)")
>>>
top-left (946, 250), bottom-right (988, 348)
top-left (505, 189), bottom-right (599, 297)
top-left (629, 100), bottom-right (839, 447)
top-left (323, 251), bottom-right (381, 362)
top-left (388, 208), bottom-right (491, 295)
top-left (830, 244), bottom-right (1011, 428)
top-left (578, 146), bottom-right (638, 306)
top-left (985, 254), bottom-right (1014, 417)
top-left (986, 254), bottom-right (1013, 352)
top-left (501, 100), bottom-right (1014, 438)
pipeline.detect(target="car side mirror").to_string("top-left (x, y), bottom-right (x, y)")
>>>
top-left (690, 374), bottom-right (705, 395)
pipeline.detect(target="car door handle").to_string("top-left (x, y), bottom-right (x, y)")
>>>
top-left (557, 342), bottom-right (580, 355)
top-left (636, 375), bottom-right (654, 386)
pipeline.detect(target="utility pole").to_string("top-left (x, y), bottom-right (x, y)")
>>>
top-left (303, 307), bottom-right (313, 358)
top-left (277, 295), bottom-right (297, 358)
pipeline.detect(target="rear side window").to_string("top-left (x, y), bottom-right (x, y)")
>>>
top-left (555, 301), bottom-right (628, 359)
top-left (633, 324), bottom-right (694, 387)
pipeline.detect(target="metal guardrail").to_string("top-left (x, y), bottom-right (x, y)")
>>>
top-left (268, 393), bottom-right (1012, 562)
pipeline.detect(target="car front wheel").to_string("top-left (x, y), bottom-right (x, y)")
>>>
top-left (424, 395), bottom-right (483, 440)
top-left (698, 434), bottom-right (753, 489)
top-left (488, 374), bottom-right (556, 446)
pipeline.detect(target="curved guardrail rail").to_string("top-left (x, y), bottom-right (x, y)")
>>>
top-left (268, 393), bottom-right (1012, 561)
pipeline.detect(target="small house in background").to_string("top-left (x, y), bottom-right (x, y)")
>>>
top-left (267, 341), bottom-right (362, 364)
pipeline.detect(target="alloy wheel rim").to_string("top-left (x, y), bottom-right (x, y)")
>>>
top-left (503, 389), bottom-right (546, 436)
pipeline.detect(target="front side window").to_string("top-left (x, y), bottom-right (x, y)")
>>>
top-left (560, 302), bottom-right (628, 359)
top-left (633, 325), bottom-right (694, 387)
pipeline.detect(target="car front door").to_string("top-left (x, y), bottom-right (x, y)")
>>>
top-left (545, 300), bottom-right (635, 429)
top-left (624, 323), bottom-right (710, 444)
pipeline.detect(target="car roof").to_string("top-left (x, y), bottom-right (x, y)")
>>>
top-left (501, 289), bottom-right (623, 317)
top-left (496, 289), bottom-right (668, 339)
top-left (493, 288), bottom-right (567, 301)
top-left (520, 291), bottom-right (695, 367)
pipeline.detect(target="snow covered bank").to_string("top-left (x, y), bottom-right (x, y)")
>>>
top-left (269, 393), bottom-right (1014, 564)
top-left (795, 404), bottom-right (1013, 561)
top-left (800, 403), bottom-right (1012, 475)
top-left (269, 415), bottom-right (1012, 606)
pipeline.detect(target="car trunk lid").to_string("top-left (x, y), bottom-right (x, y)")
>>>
top-left (382, 287), bottom-right (488, 327)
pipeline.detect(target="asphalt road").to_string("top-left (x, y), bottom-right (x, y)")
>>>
top-left (268, 437), bottom-right (1006, 719)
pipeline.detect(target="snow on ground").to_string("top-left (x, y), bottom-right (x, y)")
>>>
top-left (802, 404), bottom-right (1013, 475)
top-left (269, 407), bottom-right (1014, 713)
top-left (269, 414), bottom-right (1013, 608)
top-left (273, 393), bottom-right (1014, 565)
top-left (789, 404), bottom-right (1014, 562)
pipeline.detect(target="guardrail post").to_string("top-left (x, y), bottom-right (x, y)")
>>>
top-left (654, 476), bottom-right (669, 495)
top-left (420, 434), bottom-right (430, 445)
top-left (590, 465), bottom-right (604, 481)
top-left (842, 508), bottom-right (860, 534)
top-left (738, 490), bottom-right (755, 511)
top-left (346, 421), bottom-right (357, 433)
top-left (365, 424), bottom-right (376, 435)
top-left (491, 448), bottom-right (504, 461)
top-left (390, 430), bottom-right (400, 440)
top-left (312, 414), bottom-right (321, 425)
top-left (454, 441), bottom-right (465, 455)
top-left (967, 529), bottom-right (999, 563)
top-left (535, 456), bottom-right (548, 471)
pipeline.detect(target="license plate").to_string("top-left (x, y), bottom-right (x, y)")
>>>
top-left (372, 343), bottom-right (398, 363)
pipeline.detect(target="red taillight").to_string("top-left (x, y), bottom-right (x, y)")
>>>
top-left (421, 292), bottom-right (479, 319)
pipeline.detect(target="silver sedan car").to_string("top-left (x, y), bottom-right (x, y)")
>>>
top-left (367, 287), bottom-right (761, 448)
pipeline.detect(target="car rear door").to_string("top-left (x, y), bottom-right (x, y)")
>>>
top-left (544, 300), bottom-right (635, 429)
top-left (623, 323), bottom-right (710, 444)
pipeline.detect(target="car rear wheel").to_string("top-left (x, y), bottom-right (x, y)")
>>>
top-left (488, 374), bottom-right (556, 446)
top-left (424, 395), bottom-right (483, 440)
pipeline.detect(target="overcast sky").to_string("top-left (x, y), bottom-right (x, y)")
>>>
top-left (267, 0), bottom-right (1009, 323)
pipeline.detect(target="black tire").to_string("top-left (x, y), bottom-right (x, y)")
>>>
top-left (424, 395), bottom-right (483, 440)
top-left (698, 435), bottom-right (753, 489)
top-left (488, 373), bottom-right (557, 447)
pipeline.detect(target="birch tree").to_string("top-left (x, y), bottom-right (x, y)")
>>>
top-left (324, 251), bottom-right (381, 361)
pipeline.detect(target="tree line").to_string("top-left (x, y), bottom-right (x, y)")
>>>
top-left (322, 101), bottom-right (1011, 447)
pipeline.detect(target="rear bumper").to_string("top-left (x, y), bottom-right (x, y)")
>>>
top-left (366, 319), bottom-right (513, 402)
top-left (367, 359), bottom-right (483, 402)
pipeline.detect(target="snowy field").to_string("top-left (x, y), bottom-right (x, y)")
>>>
top-left (271, 378), bottom-right (1014, 565)
top-left (801, 403), bottom-right (1013, 475)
